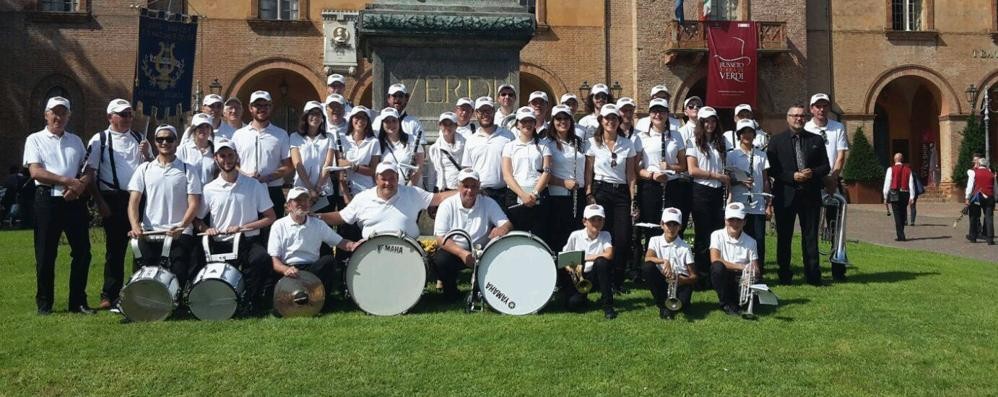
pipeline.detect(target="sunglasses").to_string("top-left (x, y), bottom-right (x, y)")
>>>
top-left (610, 152), bottom-right (618, 168)
top-left (686, 104), bottom-right (700, 109)
top-left (155, 136), bottom-right (176, 144)
top-left (499, 92), bottom-right (516, 97)
top-left (115, 111), bottom-right (134, 118)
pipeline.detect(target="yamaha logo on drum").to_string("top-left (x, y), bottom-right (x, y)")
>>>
top-left (376, 244), bottom-right (404, 254)
top-left (485, 282), bottom-right (516, 309)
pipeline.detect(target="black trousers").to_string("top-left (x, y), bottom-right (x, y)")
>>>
top-left (136, 234), bottom-right (196, 290)
top-left (505, 189), bottom-right (546, 238)
top-left (316, 194), bottom-right (344, 257)
top-left (710, 261), bottom-right (742, 309)
top-left (969, 196), bottom-right (995, 242)
top-left (432, 249), bottom-right (470, 301)
top-left (559, 257), bottom-right (614, 310)
top-left (205, 236), bottom-right (271, 306)
top-left (545, 195), bottom-right (584, 251)
top-left (33, 189), bottom-right (91, 311)
top-left (482, 187), bottom-right (511, 217)
top-left (593, 181), bottom-right (632, 287)
top-left (637, 180), bottom-right (666, 225)
top-left (641, 262), bottom-right (693, 313)
top-left (268, 186), bottom-right (286, 219)
top-left (691, 184), bottom-right (724, 278)
top-left (99, 191), bottom-right (131, 300)
top-left (775, 193), bottom-right (822, 284)
top-left (889, 191), bottom-right (910, 240)
top-left (664, 178), bottom-right (693, 238)
top-left (744, 213), bottom-right (767, 274)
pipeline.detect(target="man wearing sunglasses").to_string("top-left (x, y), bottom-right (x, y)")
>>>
top-left (805, 93), bottom-right (849, 196)
top-left (678, 96), bottom-right (702, 145)
top-left (232, 90), bottom-right (293, 218)
top-left (495, 84), bottom-right (518, 131)
top-left (86, 99), bottom-right (152, 310)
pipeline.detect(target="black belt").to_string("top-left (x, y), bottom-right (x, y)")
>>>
top-left (594, 180), bottom-right (627, 190)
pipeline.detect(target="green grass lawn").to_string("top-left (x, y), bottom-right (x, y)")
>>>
top-left (0, 228), bottom-right (996, 396)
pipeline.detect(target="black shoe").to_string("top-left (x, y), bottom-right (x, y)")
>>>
top-left (69, 304), bottom-right (96, 315)
top-left (833, 274), bottom-right (847, 282)
top-left (659, 307), bottom-right (673, 320)
top-left (603, 307), bottom-right (618, 320)
top-left (723, 305), bottom-right (741, 316)
top-left (37, 307), bottom-right (51, 316)
top-left (988, 241), bottom-right (995, 246)
top-left (966, 235), bottom-right (977, 243)
top-left (895, 237), bottom-right (905, 242)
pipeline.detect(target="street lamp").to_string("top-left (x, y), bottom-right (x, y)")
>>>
top-left (578, 81), bottom-right (591, 99)
top-left (279, 78), bottom-right (289, 97)
top-left (966, 84), bottom-right (978, 110)
top-left (209, 79), bottom-right (222, 95)
top-left (610, 81), bottom-right (623, 99)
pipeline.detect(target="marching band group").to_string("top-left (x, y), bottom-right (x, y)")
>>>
top-left (23, 76), bottom-right (997, 321)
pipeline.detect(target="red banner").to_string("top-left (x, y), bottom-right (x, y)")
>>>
top-left (706, 21), bottom-right (758, 109)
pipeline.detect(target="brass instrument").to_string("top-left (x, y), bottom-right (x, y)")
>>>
top-left (818, 192), bottom-right (849, 267)
top-left (569, 265), bottom-right (593, 294)
top-left (664, 266), bottom-right (682, 312)
top-left (499, 112), bottom-right (517, 131)
top-left (739, 263), bottom-right (757, 319)
top-left (441, 229), bottom-right (483, 313)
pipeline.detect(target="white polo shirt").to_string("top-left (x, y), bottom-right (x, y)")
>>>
top-left (215, 122), bottom-right (241, 141)
top-left (267, 215), bottom-right (343, 266)
top-left (726, 147), bottom-right (770, 214)
top-left (635, 116), bottom-right (682, 136)
top-left (502, 137), bottom-right (551, 196)
top-left (638, 127), bottom-right (686, 181)
top-left (573, 126), bottom-right (592, 142)
top-left (577, 114), bottom-right (599, 137)
top-left (495, 107), bottom-right (516, 129)
top-left (685, 141), bottom-right (724, 188)
top-left (563, 229), bottom-right (612, 272)
top-left (678, 121), bottom-right (696, 147)
top-left (462, 127), bottom-right (515, 189)
top-left (176, 141), bottom-right (216, 186)
top-left (232, 122), bottom-right (291, 187)
top-left (22, 128), bottom-right (86, 197)
top-left (128, 158), bottom-right (203, 235)
top-left (327, 121), bottom-right (348, 137)
top-left (433, 194), bottom-right (509, 250)
top-left (546, 137), bottom-right (589, 196)
top-left (646, 235), bottom-right (694, 276)
top-left (290, 132), bottom-right (335, 191)
top-left (456, 122), bottom-right (477, 139)
top-left (341, 135), bottom-right (381, 195)
top-left (381, 137), bottom-right (424, 181)
top-left (586, 136), bottom-right (637, 185)
top-left (199, 173), bottom-right (273, 239)
top-left (427, 133), bottom-right (466, 191)
top-left (805, 118), bottom-right (849, 169)
top-left (86, 128), bottom-right (148, 192)
top-left (723, 128), bottom-right (770, 151)
top-left (338, 185), bottom-right (434, 238)
top-left (709, 229), bottom-right (758, 265)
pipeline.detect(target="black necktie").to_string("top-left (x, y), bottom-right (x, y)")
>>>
top-left (793, 134), bottom-right (805, 171)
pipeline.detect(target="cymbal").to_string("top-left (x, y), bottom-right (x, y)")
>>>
top-left (273, 270), bottom-right (325, 318)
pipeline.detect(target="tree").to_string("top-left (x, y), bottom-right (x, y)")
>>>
top-left (951, 115), bottom-right (985, 187)
top-left (842, 127), bottom-right (883, 183)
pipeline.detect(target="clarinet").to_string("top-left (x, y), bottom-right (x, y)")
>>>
top-left (332, 126), bottom-right (345, 198)
top-left (660, 126), bottom-right (667, 212)
top-left (747, 146), bottom-right (755, 206)
top-left (408, 126), bottom-right (423, 186)
top-left (571, 138), bottom-right (578, 219)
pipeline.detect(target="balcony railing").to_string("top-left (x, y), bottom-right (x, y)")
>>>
top-left (666, 21), bottom-right (788, 53)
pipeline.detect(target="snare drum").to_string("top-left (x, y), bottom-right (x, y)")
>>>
top-left (477, 231), bottom-right (557, 315)
top-left (119, 266), bottom-right (180, 322)
top-left (346, 232), bottom-right (427, 316)
top-left (188, 263), bottom-right (245, 321)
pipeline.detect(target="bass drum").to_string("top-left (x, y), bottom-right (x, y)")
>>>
top-left (188, 263), bottom-right (245, 321)
top-left (477, 231), bottom-right (556, 315)
top-left (346, 232), bottom-right (427, 316)
top-left (119, 266), bottom-right (180, 322)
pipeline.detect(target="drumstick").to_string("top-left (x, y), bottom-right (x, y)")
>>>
top-left (196, 229), bottom-right (245, 237)
top-left (141, 230), bottom-right (170, 236)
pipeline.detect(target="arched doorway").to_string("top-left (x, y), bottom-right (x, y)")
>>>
top-left (985, 84), bottom-right (998, 162)
top-left (872, 76), bottom-right (942, 187)
top-left (235, 69), bottom-right (320, 132)
top-left (519, 72), bottom-right (554, 108)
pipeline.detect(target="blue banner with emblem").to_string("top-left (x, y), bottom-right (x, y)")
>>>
top-left (133, 9), bottom-right (198, 117)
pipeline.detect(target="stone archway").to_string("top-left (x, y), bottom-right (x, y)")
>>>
top-left (227, 60), bottom-right (323, 131)
top-left (519, 62), bottom-right (567, 105)
top-left (872, 75), bottom-right (943, 187)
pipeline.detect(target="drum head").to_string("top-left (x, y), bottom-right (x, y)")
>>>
top-left (189, 263), bottom-right (243, 321)
top-left (478, 232), bottom-right (556, 315)
top-left (120, 267), bottom-right (178, 322)
top-left (274, 271), bottom-right (325, 318)
top-left (347, 234), bottom-right (426, 316)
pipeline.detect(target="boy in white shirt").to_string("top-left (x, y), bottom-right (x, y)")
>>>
top-left (642, 207), bottom-right (696, 320)
top-left (709, 202), bottom-right (760, 316)
top-left (561, 204), bottom-right (616, 319)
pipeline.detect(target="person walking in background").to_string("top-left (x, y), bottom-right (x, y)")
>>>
top-left (965, 157), bottom-right (995, 245)
top-left (882, 153), bottom-right (914, 242)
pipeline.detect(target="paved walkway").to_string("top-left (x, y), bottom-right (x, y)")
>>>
top-left (847, 202), bottom-right (996, 263)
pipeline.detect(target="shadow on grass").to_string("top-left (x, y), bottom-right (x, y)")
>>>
top-left (846, 271), bottom-right (940, 284)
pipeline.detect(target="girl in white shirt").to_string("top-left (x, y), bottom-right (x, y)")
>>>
top-left (177, 113), bottom-right (217, 186)
top-left (544, 104), bottom-right (587, 250)
top-left (428, 112), bottom-right (466, 192)
top-left (377, 107), bottom-right (424, 186)
top-left (636, 99), bottom-right (688, 234)
top-left (685, 106), bottom-right (731, 282)
top-left (501, 106), bottom-right (552, 235)
top-left (337, 107), bottom-right (381, 201)
top-left (290, 101), bottom-right (335, 211)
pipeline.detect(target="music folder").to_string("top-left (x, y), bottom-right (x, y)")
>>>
top-left (557, 251), bottom-right (585, 268)
top-left (750, 284), bottom-right (779, 306)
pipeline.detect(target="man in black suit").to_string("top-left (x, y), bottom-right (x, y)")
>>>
top-left (766, 104), bottom-right (830, 286)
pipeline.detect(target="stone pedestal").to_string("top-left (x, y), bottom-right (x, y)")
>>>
top-left (359, 0), bottom-right (535, 140)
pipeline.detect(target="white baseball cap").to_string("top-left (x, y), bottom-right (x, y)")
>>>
top-left (438, 112), bottom-right (458, 124)
top-left (224, 97), bottom-right (242, 107)
top-left (455, 97), bottom-right (474, 109)
top-left (250, 90), bottom-right (272, 103)
top-left (697, 106), bottom-right (718, 120)
top-left (327, 74), bottom-right (345, 86)
top-left (810, 93), bottom-right (831, 106)
top-left (515, 106), bottom-right (537, 121)
top-left (649, 98), bottom-right (670, 110)
top-left (551, 104), bottom-right (572, 118)
top-left (388, 83), bottom-right (407, 96)
top-left (214, 138), bottom-right (236, 152)
top-left (155, 124), bottom-right (178, 138)
top-left (303, 100), bottom-right (324, 114)
top-left (286, 187), bottom-right (310, 202)
top-left (560, 93), bottom-right (578, 105)
top-left (457, 168), bottom-right (480, 182)
top-left (599, 104), bottom-right (620, 118)
top-left (379, 107), bottom-right (400, 120)
top-left (616, 97), bottom-right (636, 109)
top-left (661, 207), bottom-right (682, 224)
top-left (736, 119), bottom-right (758, 134)
top-left (528, 91), bottom-right (549, 103)
top-left (375, 161), bottom-right (400, 176)
top-left (497, 84), bottom-right (516, 95)
top-left (325, 94), bottom-right (345, 105)
top-left (590, 83), bottom-right (610, 96)
top-left (190, 112), bottom-right (213, 128)
top-left (650, 85), bottom-right (670, 97)
top-left (348, 106), bottom-right (371, 120)
top-left (734, 104), bottom-right (753, 116)
top-left (106, 98), bottom-right (132, 114)
top-left (45, 96), bottom-right (71, 111)
top-left (475, 96), bottom-right (495, 110)
top-left (202, 94), bottom-right (223, 107)
top-left (583, 204), bottom-right (606, 219)
top-left (725, 202), bottom-right (747, 220)
top-left (683, 96), bottom-right (703, 108)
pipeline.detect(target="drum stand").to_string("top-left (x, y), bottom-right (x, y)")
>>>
top-left (201, 232), bottom-right (245, 311)
top-left (441, 229), bottom-right (484, 313)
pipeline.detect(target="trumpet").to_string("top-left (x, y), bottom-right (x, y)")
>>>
top-left (739, 263), bottom-right (757, 319)
top-left (664, 272), bottom-right (682, 312)
top-left (569, 265), bottom-right (593, 294)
